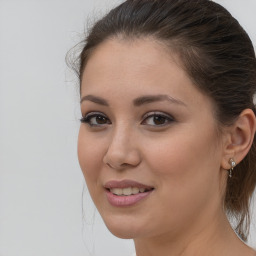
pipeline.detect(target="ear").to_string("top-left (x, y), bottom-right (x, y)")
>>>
top-left (221, 109), bottom-right (256, 170)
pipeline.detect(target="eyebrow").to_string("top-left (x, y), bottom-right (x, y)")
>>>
top-left (133, 94), bottom-right (187, 107)
top-left (80, 94), bottom-right (187, 107)
top-left (80, 95), bottom-right (109, 106)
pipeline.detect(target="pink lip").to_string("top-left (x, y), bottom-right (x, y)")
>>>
top-left (104, 179), bottom-right (154, 189)
top-left (104, 179), bottom-right (154, 207)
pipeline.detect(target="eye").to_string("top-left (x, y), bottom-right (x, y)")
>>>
top-left (80, 112), bottom-right (111, 127)
top-left (142, 112), bottom-right (174, 126)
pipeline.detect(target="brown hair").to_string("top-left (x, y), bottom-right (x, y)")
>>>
top-left (71, 0), bottom-right (256, 240)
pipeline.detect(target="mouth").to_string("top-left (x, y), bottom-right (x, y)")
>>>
top-left (104, 180), bottom-right (155, 207)
top-left (107, 187), bottom-right (154, 196)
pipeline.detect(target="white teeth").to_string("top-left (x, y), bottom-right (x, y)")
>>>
top-left (123, 187), bottom-right (132, 196)
top-left (111, 188), bottom-right (122, 196)
top-left (110, 187), bottom-right (149, 196)
top-left (132, 187), bottom-right (140, 194)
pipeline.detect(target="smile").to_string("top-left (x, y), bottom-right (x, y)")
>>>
top-left (109, 187), bottom-right (152, 196)
top-left (104, 180), bottom-right (154, 207)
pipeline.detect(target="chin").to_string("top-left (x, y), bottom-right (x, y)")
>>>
top-left (101, 214), bottom-right (143, 239)
top-left (108, 228), bottom-right (136, 239)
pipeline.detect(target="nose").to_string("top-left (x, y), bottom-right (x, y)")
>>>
top-left (103, 125), bottom-right (141, 170)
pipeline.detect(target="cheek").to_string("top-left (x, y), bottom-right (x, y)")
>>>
top-left (144, 124), bottom-right (219, 176)
top-left (142, 125), bottom-right (222, 202)
top-left (77, 126), bottom-right (105, 185)
top-left (139, 127), bottom-right (222, 232)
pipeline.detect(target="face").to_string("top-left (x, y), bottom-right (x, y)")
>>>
top-left (78, 38), bottom-right (226, 240)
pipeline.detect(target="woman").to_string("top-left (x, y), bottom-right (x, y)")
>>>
top-left (75, 0), bottom-right (256, 255)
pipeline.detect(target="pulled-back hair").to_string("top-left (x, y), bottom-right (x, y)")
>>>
top-left (72, 0), bottom-right (256, 240)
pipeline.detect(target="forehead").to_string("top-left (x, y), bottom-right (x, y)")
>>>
top-left (80, 38), bottom-right (212, 111)
top-left (82, 38), bottom-right (189, 90)
top-left (85, 37), bottom-right (173, 70)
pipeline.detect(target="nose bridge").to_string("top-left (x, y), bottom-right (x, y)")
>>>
top-left (112, 121), bottom-right (131, 147)
top-left (103, 121), bottom-right (141, 169)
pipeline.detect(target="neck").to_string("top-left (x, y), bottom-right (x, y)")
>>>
top-left (134, 210), bottom-right (253, 256)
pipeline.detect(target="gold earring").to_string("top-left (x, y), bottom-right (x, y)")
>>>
top-left (229, 158), bottom-right (236, 178)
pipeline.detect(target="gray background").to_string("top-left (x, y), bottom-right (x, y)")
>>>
top-left (0, 0), bottom-right (255, 255)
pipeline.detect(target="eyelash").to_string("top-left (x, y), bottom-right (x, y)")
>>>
top-left (80, 112), bottom-right (110, 127)
top-left (142, 112), bottom-right (174, 126)
top-left (80, 111), bottom-right (175, 127)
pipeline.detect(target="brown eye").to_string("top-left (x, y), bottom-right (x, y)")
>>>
top-left (142, 112), bottom-right (174, 126)
top-left (152, 116), bottom-right (167, 125)
top-left (95, 115), bottom-right (108, 124)
top-left (80, 113), bottom-right (111, 126)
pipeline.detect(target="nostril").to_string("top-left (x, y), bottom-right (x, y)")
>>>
top-left (103, 144), bottom-right (141, 169)
top-left (106, 163), bottom-right (113, 168)
top-left (105, 161), bottom-right (135, 170)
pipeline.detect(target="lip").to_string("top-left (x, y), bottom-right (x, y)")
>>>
top-left (104, 179), bottom-right (154, 189)
top-left (104, 179), bottom-right (154, 207)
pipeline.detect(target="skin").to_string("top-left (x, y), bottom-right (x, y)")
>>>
top-left (78, 38), bottom-right (256, 256)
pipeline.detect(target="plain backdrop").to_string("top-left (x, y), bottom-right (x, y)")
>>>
top-left (0, 1), bottom-right (255, 256)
